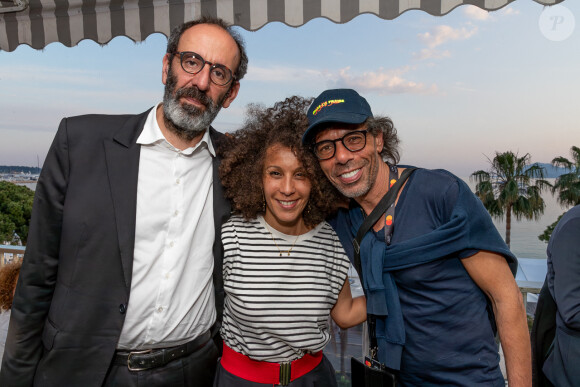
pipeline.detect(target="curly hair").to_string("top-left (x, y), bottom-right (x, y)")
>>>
top-left (0, 261), bottom-right (21, 311)
top-left (219, 96), bottom-right (344, 228)
top-left (365, 116), bottom-right (401, 165)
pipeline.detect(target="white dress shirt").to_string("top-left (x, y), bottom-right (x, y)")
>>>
top-left (117, 104), bottom-right (216, 350)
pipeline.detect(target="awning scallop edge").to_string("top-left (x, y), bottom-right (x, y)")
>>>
top-left (0, 0), bottom-right (567, 52)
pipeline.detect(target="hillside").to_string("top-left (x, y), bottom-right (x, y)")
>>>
top-left (533, 163), bottom-right (569, 178)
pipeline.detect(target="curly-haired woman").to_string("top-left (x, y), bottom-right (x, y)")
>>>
top-left (0, 261), bottom-right (21, 364)
top-left (214, 96), bottom-right (366, 386)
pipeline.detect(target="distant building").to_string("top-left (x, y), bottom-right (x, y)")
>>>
top-left (0, 245), bottom-right (25, 266)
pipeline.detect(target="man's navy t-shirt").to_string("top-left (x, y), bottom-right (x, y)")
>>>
top-left (330, 168), bottom-right (509, 386)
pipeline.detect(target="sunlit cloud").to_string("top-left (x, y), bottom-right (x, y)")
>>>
top-left (331, 66), bottom-right (438, 95)
top-left (413, 24), bottom-right (478, 62)
top-left (417, 25), bottom-right (478, 49)
top-left (462, 4), bottom-right (519, 20)
top-left (463, 6), bottom-right (491, 21)
top-left (245, 64), bottom-right (437, 96)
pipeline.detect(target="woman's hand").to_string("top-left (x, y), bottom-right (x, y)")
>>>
top-left (330, 278), bottom-right (367, 329)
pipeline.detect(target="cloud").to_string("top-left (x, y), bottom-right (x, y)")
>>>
top-left (0, 64), bottom-right (161, 114)
top-left (453, 82), bottom-right (478, 93)
top-left (462, 4), bottom-right (519, 21)
top-left (331, 66), bottom-right (438, 95)
top-left (245, 65), bottom-right (331, 83)
top-left (417, 25), bottom-right (478, 49)
top-left (243, 63), bottom-right (437, 96)
top-left (245, 64), bottom-right (437, 95)
top-left (500, 7), bottom-right (520, 16)
top-left (413, 48), bottom-right (451, 61)
top-left (0, 65), bottom-right (106, 86)
top-left (463, 6), bottom-right (491, 21)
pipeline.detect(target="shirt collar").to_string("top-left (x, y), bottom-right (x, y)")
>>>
top-left (137, 103), bottom-right (215, 156)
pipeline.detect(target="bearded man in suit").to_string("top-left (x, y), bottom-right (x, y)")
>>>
top-left (0, 16), bottom-right (247, 387)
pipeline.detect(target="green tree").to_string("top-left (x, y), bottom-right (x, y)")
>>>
top-left (471, 151), bottom-right (550, 248)
top-left (551, 145), bottom-right (580, 207)
top-left (538, 145), bottom-right (580, 242)
top-left (538, 214), bottom-right (564, 243)
top-left (0, 181), bottom-right (35, 244)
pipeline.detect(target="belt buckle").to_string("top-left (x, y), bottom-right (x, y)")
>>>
top-left (127, 349), bottom-right (153, 371)
top-left (279, 362), bottom-right (291, 386)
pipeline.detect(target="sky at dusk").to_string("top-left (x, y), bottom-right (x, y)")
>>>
top-left (0, 1), bottom-right (578, 177)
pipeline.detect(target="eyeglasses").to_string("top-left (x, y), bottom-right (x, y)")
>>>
top-left (312, 129), bottom-right (368, 160)
top-left (171, 51), bottom-right (235, 86)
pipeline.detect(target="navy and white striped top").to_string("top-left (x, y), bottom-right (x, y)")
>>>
top-left (220, 215), bottom-right (350, 362)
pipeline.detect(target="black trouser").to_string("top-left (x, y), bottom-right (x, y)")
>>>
top-left (103, 338), bottom-right (219, 387)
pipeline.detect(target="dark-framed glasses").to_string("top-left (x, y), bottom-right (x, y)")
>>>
top-left (172, 51), bottom-right (235, 86)
top-left (313, 129), bottom-right (368, 160)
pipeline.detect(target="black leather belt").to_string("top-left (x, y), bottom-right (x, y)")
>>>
top-left (114, 330), bottom-right (211, 371)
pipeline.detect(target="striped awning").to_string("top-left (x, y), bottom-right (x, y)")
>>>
top-left (0, 0), bottom-right (566, 52)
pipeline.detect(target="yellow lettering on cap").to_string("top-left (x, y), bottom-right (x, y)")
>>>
top-left (311, 99), bottom-right (345, 115)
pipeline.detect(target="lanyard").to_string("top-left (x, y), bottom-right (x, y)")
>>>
top-left (352, 164), bottom-right (417, 361)
top-left (383, 164), bottom-right (399, 245)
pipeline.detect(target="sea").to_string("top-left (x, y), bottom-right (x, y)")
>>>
top-left (462, 177), bottom-right (567, 261)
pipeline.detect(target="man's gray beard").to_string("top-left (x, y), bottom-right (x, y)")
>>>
top-left (162, 67), bottom-right (225, 142)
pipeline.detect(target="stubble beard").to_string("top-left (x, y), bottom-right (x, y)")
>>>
top-left (162, 65), bottom-right (227, 142)
top-left (331, 159), bottom-right (379, 199)
top-left (331, 136), bottom-right (383, 199)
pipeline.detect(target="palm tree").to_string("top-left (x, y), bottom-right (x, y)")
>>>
top-left (538, 145), bottom-right (580, 242)
top-left (551, 145), bottom-right (580, 207)
top-left (471, 151), bottom-right (551, 248)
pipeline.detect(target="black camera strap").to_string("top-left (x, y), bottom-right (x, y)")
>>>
top-left (353, 166), bottom-right (417, 359)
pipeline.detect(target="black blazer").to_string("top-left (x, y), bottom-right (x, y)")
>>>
top-left (0, 108), bottom-right (231, 387)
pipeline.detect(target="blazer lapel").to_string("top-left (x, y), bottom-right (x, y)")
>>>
top-left (209, 127), bottom-right (231, 230)
top-left (209, 127), bottom-right (231, 320)
top-left (104, 110), bottom-right (149, 289)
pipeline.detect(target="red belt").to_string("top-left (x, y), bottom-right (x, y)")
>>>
top-left (220, 343), bottom-right (323, 386)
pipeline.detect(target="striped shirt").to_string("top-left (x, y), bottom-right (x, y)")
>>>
top-left (220, 215), bottom-right (350, 362)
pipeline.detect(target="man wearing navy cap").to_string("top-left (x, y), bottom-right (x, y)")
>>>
top-left (303, 88), bottom-right (532, 386)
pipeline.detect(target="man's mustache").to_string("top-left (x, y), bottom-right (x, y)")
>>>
top-left (175, 86), bottom-right (211, 108)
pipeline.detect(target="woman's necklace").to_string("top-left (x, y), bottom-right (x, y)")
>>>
top-left (263, 222), bottom-right (300, 257)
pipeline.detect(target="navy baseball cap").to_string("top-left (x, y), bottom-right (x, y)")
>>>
top-left (302, 88), bottom-right (373, 144)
